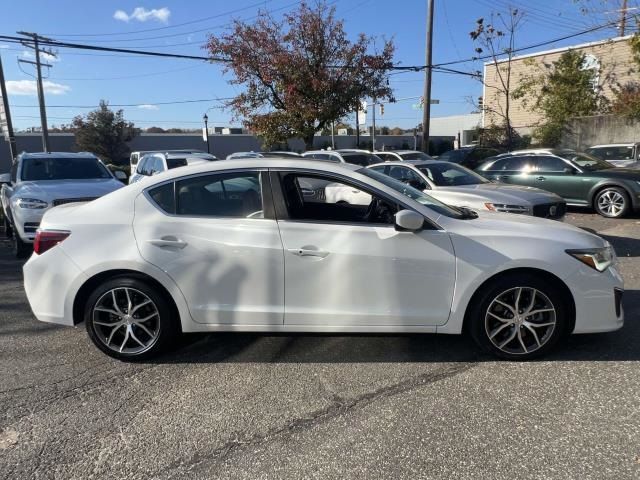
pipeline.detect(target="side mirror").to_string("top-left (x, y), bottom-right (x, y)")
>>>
top-left (0, 173), bottom-right (10, 185)
top-left (114, 170), bottom-right (127, 181)
top-left (395, 210), bottom-right (424, 232)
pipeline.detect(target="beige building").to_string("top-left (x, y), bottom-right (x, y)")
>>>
top-left (483, 35), bottom-right (637, 133)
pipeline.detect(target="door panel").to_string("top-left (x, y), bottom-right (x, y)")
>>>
top-left (531, 157), bottom-right (589, 203)
top-left (133, 172), bottom-right (284, 325)
top-left (274, 171), bottom-right (456, 327)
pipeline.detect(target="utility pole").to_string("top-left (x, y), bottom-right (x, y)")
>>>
top-left (17, 32), bottom-right (55, 152)
top-left (421, 0), bottom-right (435, 154)
top-left (0, 54), bottom-right (17, 161)
top-left (619, 0), bottom-right (628, 36)
top-left (355, 109), bottom-right (360, 148)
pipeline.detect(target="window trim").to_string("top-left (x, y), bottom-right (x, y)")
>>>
top-left (269, 168), bottom-right (439, 230)
top-left (143, 169), bottom-right (275, 220)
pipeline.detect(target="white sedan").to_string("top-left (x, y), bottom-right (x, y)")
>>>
top-left (23, 159), bottom-right (624, 361)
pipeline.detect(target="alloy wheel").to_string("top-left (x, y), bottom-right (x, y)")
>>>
top-left (91, 287), bottom-right (161, 355)
top-left (597, 190), bottom-right (626, 217)
top-left (484, 287), bottom-right (556, 356)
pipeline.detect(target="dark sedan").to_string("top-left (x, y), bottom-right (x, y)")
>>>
top-left (477, 149), bottom-right (640, 218)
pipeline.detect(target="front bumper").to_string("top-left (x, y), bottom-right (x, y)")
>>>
top-left (569, 264), bottom-right (624, 333)
top-left (12, 206), bottom-right (45, 243)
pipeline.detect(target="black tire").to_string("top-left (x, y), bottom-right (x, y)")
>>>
top-left (468, 273), bottom-right (571, 360)
top-left (3, 215), bottom-right (12, 239)
top-left (594, 186), bottom-right (630, 218)
top-left (84, 276), bottom-right (180, 361)
top-left (13, 233), bottom-right (31, 259)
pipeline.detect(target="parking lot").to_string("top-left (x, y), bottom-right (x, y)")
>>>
top-left (0, 210), bottom-right (639, 480)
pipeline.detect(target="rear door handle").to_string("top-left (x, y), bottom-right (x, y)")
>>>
top-left (148, 237), bottom-right (188, 249)
top-left (288, 248), bottom-right (329, 258)
top-left (537, 176), bottom-right (546, 181)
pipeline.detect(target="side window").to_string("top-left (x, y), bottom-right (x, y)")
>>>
top-left (148, 182), bottom-right (175, 214)
top-left (176, 171), bottom-right (263, 218)
top-left (489, 156), bottom-right (531, 171)
top-left (534, 156), bottom-right (568, 172)
top-left (368, 165), bottom-right (388, 174)
top-left (280, 173), bottom-right (397, 225)
top-left (376, 153), bottom-right (395, 162)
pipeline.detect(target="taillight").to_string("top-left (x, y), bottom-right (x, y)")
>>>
top-left (34, 230), bottom-right (70, 255)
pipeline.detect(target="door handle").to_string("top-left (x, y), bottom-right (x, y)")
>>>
top-left (148, 237), bottom-right (188, 249)
top-left (537, 176), bottom-right (546, 181)
top-left (288, 248), bottom-right (329, 258)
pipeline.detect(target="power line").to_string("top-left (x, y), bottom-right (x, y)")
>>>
top-left (11, 97), bottom-right (234, 109)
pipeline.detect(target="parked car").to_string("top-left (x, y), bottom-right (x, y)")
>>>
top-left (24, 159), bottom-right (623, 361)
top-left (226, 151), bottom-right (301, 159)
top-left (372, 150), bottom-right (434, 162)
top-left (368, 160), bottom-right (566, 219)
top-left (1, 152), bottom-right (125, 257)
top-left (477, 149), bottom-right (640, 218)
top-left (302, 149), bottom-right (382, 166)
top-left (438, 146), bottom-right (504, 170)
top-left (129, 152), bottom-right (217, 184)
top-left (130, 149), bottom-right (206, 174)
top-left (585, 143), bottom-right (640, 168)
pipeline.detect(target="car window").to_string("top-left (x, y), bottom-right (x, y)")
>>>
top-left (375, 153), bottom-right (396, 162)
top-left (137, 156), bottom-right (149, 175)
top-left (166, 157), bottom-right (188, 170)
top-left (280, 173), bottom-right (398, 225)
top-left (398, 152), bottom-right (432, 160)
top-left (173, 172), bottom-right (263, 218)
top-left (438, 149), bottom-right (468, 164)
top-left (387, 166), bottom-right (428, 190)
top-left (485, 156), bottom-right (532, 172)
top-left (533, 156), bottom-right (568, 172)
top-left (586, 146), bottom-right (634, 160)
top-left (368, 165), bottom-right (388, 174)
top-left (148, 182), bottom-right (175, 214)
top-left (418, 163), bottom-right (488, 186)
top-left (556, 152), bottom-right (613, 170)
top-left (20, 157), bottom-right (111, 181)
top-left (131, 153), bottom-right (139, 166)
top-left (341, 153), bottom-right (380, 166)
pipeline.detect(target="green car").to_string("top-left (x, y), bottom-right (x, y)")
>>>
top-left (476, 149), bottom-right (640, 218)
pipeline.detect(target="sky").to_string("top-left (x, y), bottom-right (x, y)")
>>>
top-left (0, 0), bottom-right (635, 131)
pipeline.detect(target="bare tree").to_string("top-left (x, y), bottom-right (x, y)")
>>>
top-left (470, 8), bottom-right (524, 149)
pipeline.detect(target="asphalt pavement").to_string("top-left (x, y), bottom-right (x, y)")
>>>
top-left (1, 210), bottom-right (639, 480)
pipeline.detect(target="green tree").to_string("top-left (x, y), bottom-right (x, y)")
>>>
top-left (610, 31), bottom-right (640, 119)
top-left (206, 1), bottom-right (395, 149)
top-left (513, 51), bottom-right (607, 146)
top-left (72, 100), bottom-right (138, 163)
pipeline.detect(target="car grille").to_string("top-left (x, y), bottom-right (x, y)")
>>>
top-left (23, 222), bottom-right (40, 234)
top-left (52, 197), bottom-right (98, 207)
top-left (532, 202), bottom-right (566, 219)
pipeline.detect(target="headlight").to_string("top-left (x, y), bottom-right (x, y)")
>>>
top-left (566, 245), bottom-right (616, 272)
top-left (15, 198), bottom-right (48, 209)
top-left (484, 203), bottom-right (530, 214)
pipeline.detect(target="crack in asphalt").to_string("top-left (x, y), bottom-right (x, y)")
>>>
top-left (162, 361), bottom-right (477, 478)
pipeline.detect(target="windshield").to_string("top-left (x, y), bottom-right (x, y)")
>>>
top-left (359, 168), bottom-right (469, 219)
top-left (399, 151), bottom-right (432, 161)
top-left (21, 157), bottom-right (111, 181)
top-left (586, 146), bottom-right (634, 160)
top-left (556, 151), bottom-right (614, 170)
top-left (418, 163), bottom-right (489, 186)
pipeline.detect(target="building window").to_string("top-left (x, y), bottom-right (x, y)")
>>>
top-left (582, 54), bottom-right (600, 91)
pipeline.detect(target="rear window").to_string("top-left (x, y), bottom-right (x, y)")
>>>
top-left (586, 146), bottom-right (634, 160)
top-left (341, 153), bottom-right (380, 166)
top-left (398, 152), bottom-right (432, 161)
top-left (21, 157), bottom-right (111, 181)
top-left (166, 158), bottom-right (188, 170)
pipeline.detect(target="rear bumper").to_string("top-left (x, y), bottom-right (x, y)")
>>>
top-left (23, 246), bottom-right (86, 326)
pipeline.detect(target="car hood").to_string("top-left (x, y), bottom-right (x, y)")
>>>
top-left (586, 167), bottom-right (640, 179)
top-left (14, 179), bottom-right (124, 201)
top-left (432, 183), bottom-right (563, 205)
top-left (439, 209), bottom-right (606, 249)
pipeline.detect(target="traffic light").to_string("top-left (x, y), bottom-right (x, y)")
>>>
top-left (379, 104), bottom-right (384, 116)
top-left (478, 96), bottom-right (484, 110)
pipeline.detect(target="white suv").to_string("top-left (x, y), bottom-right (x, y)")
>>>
top-left (129, 152), bottom-right (217, 184)
top-left (1, 152), bottom-right (125, 257)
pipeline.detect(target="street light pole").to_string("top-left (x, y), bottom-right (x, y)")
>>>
top-left (203, 113), bottom-right (210, 153)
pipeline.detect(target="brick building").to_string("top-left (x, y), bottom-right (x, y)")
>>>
top-left (482, 35), bottom-right (637, 134)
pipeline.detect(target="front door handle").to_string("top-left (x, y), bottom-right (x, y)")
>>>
top-left (148, 237), bottom-right (188, 249)
top-left (288, 248), bottom-right (329, 258)
top-left (537, 176), bottom-right (546, 181)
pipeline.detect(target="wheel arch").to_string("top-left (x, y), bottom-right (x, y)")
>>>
top-left (72, 269), bottom-right (181, 328)
top-left (462, 267), bottom-right (576, 335)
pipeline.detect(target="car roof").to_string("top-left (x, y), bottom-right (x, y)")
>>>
top-left (20, 151), bottom-right (97, 159)
top-left (302, 150), bottom-right (340, 155)
top-left (369, 160), bottom-right (450, 168)
top-left (165, 152), bottom-right (216, 160)
top-left (507, 148), bottom-right (577, 155)
top-left (588, 143), bottom-right (637, 148)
